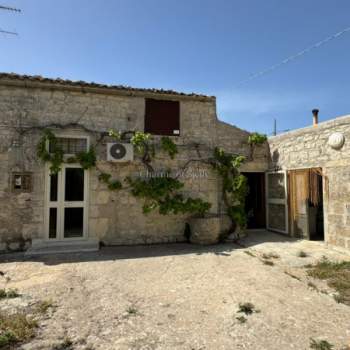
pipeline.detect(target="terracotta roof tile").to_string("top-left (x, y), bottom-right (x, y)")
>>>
top-left (0, 72), bottom-right (214, 100)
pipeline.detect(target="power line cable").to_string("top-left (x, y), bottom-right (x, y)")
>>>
top-left (0, 5), bottom-right (21, 12)
top-left (235, 26), bottom-right (350, 87)
top-left (0, 4), bottom-right (21, 36)
top-left (0, 28), bottom-right (17, 35)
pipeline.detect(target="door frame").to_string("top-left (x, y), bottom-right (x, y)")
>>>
top-left (43, 134), bottom-right (90, 241)
top-left (287, 167), bottom-right (325, 240)
top-left (265, 170), bottom-right (289, 234)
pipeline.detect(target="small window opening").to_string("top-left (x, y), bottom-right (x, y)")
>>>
top-left (12, 173), bottom-right (32, 192)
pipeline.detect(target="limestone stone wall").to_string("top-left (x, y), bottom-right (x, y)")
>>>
top-left (268, 115), bottom-right (350, 249)
top-left (216, 121), bottom-right (269, 172)
top-left (0, 79), bottom-right (261, 250)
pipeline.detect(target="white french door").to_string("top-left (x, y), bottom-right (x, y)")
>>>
top-left (46, 164), bottom-right (88, 240)
top-left (266, 170), bottom-right (289, 234)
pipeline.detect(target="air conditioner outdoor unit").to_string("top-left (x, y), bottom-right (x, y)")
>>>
top-left (107, 143), bottom-right (134, 162)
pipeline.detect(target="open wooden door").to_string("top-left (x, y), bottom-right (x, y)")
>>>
top-left (266, 171), bottom-right (289, 234)
top-left (288, 170), bottom-right (309, 239)
top-left (288, 169), bottom-right (323, 239)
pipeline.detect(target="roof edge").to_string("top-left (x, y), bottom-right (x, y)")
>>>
top-left (269, 114), bottom-right (350, 140)
top-left (0, 73), bottom-right (216, 102)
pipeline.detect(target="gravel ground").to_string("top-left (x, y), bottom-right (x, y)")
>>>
top-left (0, 231), bottom-right (350, 350)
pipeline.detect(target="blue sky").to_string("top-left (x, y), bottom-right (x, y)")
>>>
top-left (0, 1), bottom-right (349, 134)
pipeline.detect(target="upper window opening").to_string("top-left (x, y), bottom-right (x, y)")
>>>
top-left (145, 99), bottom-right (180, 136)
top-left (49, 137), bottom-right (87, 155)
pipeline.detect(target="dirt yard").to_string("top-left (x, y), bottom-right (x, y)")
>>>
top-left (0, 231), bottom-right (350, 350)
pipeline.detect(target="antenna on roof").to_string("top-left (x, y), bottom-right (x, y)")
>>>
top-left (273, 118), bottom-right (277, 136)
top-left (0, 4), bottom-right (21, 36)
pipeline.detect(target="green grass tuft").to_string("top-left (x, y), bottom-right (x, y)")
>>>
top-left (297, 250), bottom-right (309, 258)
top-left (310, 338), bottom-right (334, 350)
top-left (236, 316), bottom-right (247, 324)
top-left (0, 311), bottom-right (37, 347)
top-left (237, 302), bottom-right (259, 315)
top-left (307, 257), bottom-right (350, 305)
top-left (0, 288), bottom-right (20, 300)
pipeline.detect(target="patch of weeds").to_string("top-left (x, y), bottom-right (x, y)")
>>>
top-left (0, 311), bottom-right (38, 348)
top-left (310, 338), bottom-right (334, 350)
top-left (307, 257), bottom-right (350, 305)
top-left (36, 299), bottom-right (55, 314)
top-left (244, 250), bottom-right (256, 257)
top-left (0, 288), bottom-right (20, 300)
top-left (0, 330), bottom-right (17, 347)
top-left (284, 271), bottom-right (302, 281)
top-left (126, 306), bottom-right (138, 316)
top-left (333, 294), bottom-right (346, 304)
top-left (307, 281), bottom-right (318, 291)
top-left (262, 259), bottom-right (274, 266)
top-left (236, 316), bottom-right (247, 324)
top-left (237, 302), bottom-right (259, 315)
top-left (53, 337), bottom-right (74, 350)
top-left (262, 252), bottom-right (280, 260)
top-left (297, 250), bottom-right (308, 258)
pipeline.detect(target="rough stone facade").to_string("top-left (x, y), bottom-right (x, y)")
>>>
top-left (0, 75), bottom-right (265, 251)
top-left (268, 115), bottom-right (350, 249)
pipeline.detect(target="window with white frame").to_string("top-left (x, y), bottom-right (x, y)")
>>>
top-left (49, 137), bottom-right (88, 155)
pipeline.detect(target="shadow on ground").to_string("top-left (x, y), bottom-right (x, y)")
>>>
top-left (0, 231), bottom-right (298, 266)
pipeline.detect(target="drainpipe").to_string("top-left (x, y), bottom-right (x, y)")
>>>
top-left (312, 109), bottom-right (319, 126)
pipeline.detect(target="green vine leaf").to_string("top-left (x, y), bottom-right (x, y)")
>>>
top-left (248, 132), bottom-right (267, 145)
top-left (98, 173), bottom-right (112, 183)
top-left (108, 129), bottom-right (121, 140)
top-left (212, 147), bottom-right (249, 231)
top-left (161, 136), bottom-right (178, 159)
top-left (107, 180), bottom-right (122, 191)
top-left (131, 131), bottom-right (152, 154)
top-left (126, 176), bottom-right (211, 216)
top-left (37, 130), bottom-right (96, 174)
top-left (76, 147), bottom-right (96, 169)
top-left (98, 172), bottom-right (122, 191)
top-left (37, 129), bottom-right (64, 174)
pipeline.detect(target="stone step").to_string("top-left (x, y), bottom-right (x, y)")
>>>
top-left (25, 239), bottom-right (99, 256)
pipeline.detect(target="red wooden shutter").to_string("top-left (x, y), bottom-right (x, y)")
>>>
top-left (145, 99), bottom-right (180, 136)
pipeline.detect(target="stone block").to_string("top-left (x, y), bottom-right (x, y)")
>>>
top-left (89, 218), bottom-right (109, 239)
top-left (189, 215), bottom-right (229, 245)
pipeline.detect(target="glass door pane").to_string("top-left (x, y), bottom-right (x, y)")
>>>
top-left (63, 167), bottom-right (85, 238)
top-left (64, 207), bottom-right (84, 238)
top-left (49, 208), bottom-right (57, 239)
top-left (50, 173), bottom-right (58, 202)
top-left (65, 168), bottom-right (84, 201)
top-left (266, 171), bottom-right (288, 234)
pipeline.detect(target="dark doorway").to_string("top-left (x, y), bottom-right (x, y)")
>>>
top-left (243, 172), bottom-right (266, 229)
top-left (309, 172), bottom-right (324, 241)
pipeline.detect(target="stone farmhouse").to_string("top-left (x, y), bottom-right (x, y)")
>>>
top-left (0, 73), bottom-right (349, 253)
